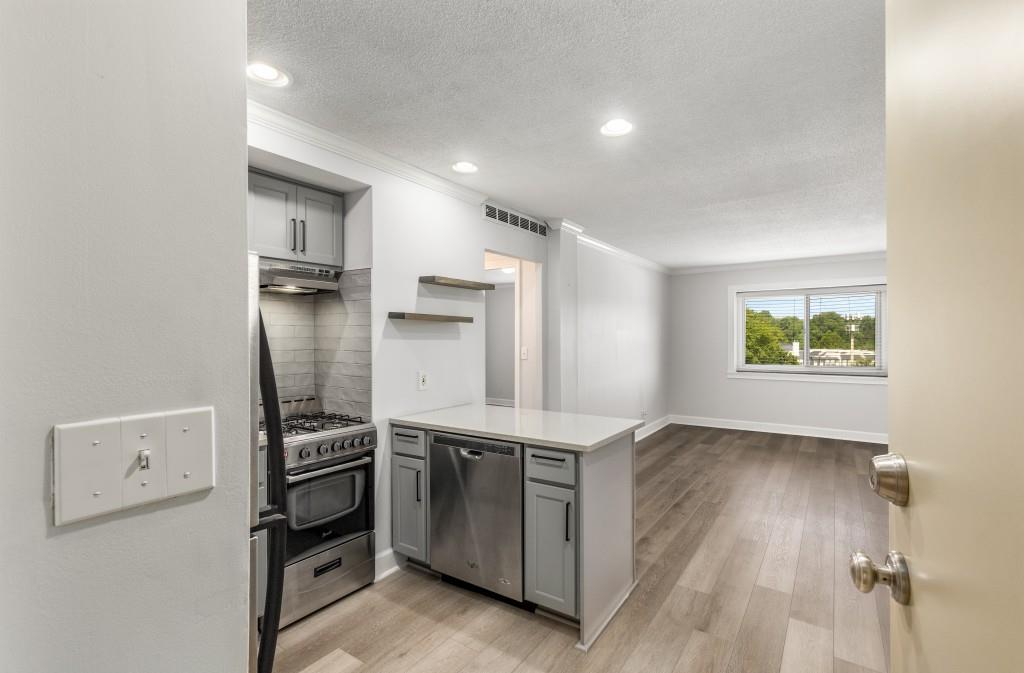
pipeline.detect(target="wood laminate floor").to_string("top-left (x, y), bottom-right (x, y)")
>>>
top-left (274, 425), bottom-right (890, 673)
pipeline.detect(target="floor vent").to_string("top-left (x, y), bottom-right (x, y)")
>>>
top-left (483, 203), bottom-right (546, 237)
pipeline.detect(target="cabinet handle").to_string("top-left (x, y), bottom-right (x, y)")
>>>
top-left (532, 454), bottom-right (566, 464)
top-left (415, 469), bottom-right (422, 502)
top-left (300, 219), bottom-right (306, 253)
top-left (289, 218), bottom-right (297, 251)
top-left (565, 502), bottom-right (571, 542)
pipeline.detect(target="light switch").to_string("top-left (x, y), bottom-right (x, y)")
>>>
top-left (166, 407), bottom-right (215, 496)
top-left (54, 418), bottom-right (123, 525)
top-left (121, 412), bottom-right (167, 507)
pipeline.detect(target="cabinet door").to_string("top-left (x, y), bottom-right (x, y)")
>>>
top-left (525, 480), bottom-right (577, 617)
top-left (391, 454), bottom-right (428, 563)
top-left (248, 173), bottom-right (298, 260)
top-left (297, 186), bottom-right (343, 267)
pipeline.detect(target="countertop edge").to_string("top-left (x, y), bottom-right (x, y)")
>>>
top-left (388, 417), bottom-right (644, 453)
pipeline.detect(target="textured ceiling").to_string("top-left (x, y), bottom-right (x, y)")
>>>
top-left (248, 1), bottom-right (885, 269)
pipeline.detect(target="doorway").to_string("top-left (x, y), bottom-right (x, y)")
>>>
top-left (484, 251), bottom-right (542, 409)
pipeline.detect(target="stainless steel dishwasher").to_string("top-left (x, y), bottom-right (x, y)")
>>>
top-left (428, 432), bottom-right (523, 601)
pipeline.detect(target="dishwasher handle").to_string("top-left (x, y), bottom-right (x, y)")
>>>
top-left (459, 448), bottom-right (484, 461)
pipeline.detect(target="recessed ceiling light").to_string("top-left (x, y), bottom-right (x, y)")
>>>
top-left (501, 267), bottom-right (515, 274)
top-left (246, 62), bottom-right (290, 87)
top-left (451, 161), bottom-right (479, 174)
top-left (600, 119), bottom-right (633, 137)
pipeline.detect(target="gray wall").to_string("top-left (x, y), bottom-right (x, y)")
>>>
top-left (669, 255), bottom-right (889, 438)
top-left (0, 2), bottom-right (249, 672)
top-left (485, 284), bottom-right (516, 403)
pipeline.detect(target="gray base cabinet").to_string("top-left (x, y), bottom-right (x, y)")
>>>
top-left (391, 454), bottom-right (428, 563)
top-left (524, 480), bottom-right (577, 617)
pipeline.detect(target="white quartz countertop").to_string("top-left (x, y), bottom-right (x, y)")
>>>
top-left (390, 404), bottom-right (644, 453)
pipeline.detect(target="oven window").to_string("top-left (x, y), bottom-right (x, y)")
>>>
top-left (287, 469), bottom-right (366, 530)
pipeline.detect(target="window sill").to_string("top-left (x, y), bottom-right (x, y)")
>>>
top-left (728, 371), bottom-right (888, 385)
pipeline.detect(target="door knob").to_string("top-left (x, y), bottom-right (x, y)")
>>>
top-left (868, 453), bottom-right (909, 506)
top-left (849, 550), bottom-right (911, 605)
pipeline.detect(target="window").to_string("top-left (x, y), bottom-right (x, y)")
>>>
top-left (737, 284), bottom-right (886, 376)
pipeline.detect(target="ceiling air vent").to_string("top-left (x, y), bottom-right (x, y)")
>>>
top-left (482, 203), bottom-right (547, 237)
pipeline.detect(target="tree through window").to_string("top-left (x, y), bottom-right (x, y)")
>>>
top-left (738, 285), bottom-right (886, 376)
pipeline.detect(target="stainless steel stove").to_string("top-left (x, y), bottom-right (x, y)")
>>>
top-left (258, 410), bottom-right (377, 627)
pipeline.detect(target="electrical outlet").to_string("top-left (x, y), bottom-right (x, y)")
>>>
top-left (417, 371), bottom-right (428, 391)
top-left (641, 410), bottom-right (649, 419)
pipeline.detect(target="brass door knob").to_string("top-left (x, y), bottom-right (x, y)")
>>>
top-left (849, 550), bottom-right (911, 605)
top-left (868, 453), bottom-right (910, 506)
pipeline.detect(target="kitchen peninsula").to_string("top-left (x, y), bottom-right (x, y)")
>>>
top-left (390, 404), bottom-right (642, 650)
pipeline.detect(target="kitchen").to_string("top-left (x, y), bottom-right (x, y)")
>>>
top-left (6, 3), bottom-right (1022, 673)
top-left (246, 129), bottom-right (652, 664)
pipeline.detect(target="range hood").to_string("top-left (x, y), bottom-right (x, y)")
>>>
top-left (259, 259), bottom-right (341, 295)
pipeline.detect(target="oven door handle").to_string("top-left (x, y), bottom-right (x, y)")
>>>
top-left (286, 456), bottom-right (372, 485)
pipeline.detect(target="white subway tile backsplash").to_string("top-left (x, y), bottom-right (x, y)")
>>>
top-left (261, 293), bottom-right (317, 399)
top-left (259, 269), bottom-right (371, 418)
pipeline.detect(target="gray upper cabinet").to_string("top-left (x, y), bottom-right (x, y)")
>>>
top-left (525, 480), bottom-right (577, 617)
top-left (296, 186), bottom-right (343, 266)
top-left (248, 173), bottom-right (298, 261)
top-left (248, 172), bottom-right (344, 267)
top-left (391, 454), bottom-right (428, 563)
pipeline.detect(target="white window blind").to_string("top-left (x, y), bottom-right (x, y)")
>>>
top-left (738, 284), bottom-right (886, 376)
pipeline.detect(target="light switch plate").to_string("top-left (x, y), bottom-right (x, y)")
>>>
top-left (417, 371), bottom-right (428, 391)
top-left (54, 418), bottom-right (123, 525)
top-left (166, 407), bottom-right (215, 496)
top-left (121, 412), bottom-right (167, 507)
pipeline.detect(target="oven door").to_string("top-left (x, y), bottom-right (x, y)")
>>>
top-left (286, 457), bottom-right (368, 530)
top-left (284, 453), bottom-right (374, 564)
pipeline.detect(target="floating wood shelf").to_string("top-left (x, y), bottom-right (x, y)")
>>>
top-left (419, 276), bottom-right (496, 291)
top-left (388, 312), bottom-right (474, 323)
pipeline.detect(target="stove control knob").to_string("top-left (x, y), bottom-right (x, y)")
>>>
top-left (318, 443), bottom-right (330, 456)
top-left (332, 440), bottom-right (343, 452)
top-left (299, 447), bottom-right (311, 459)
top-left (365, 435), bottom-right (374, 446)
top-left (343, 438), bottom-right (353, 449)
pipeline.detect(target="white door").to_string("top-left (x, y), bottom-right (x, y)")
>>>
top-left (248, 173), bottom-right (297, 261)
top-left (887, 1), bottom-right (1024, 671)
top-left (297, 186), bottom-right (343, 267)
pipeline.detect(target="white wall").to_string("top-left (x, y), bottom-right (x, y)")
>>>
top-left (0, 3), bottom-right (249, 672)
top-left (576, 242), bottom-right (671, 425)
top-left (247, 107), bottom-right (548, 572)
top-left (669, 255), bottom-right (889, 440)
top-left (485, 284), bottom-right (516, 403)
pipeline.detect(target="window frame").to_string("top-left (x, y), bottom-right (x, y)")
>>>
top-left (731, 281), bottom-right (888, 379)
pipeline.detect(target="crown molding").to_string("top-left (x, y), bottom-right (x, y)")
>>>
top-left (247, 100), bottom-right (488, 206)
top-left (670, 251), bottom-right (887, 276)
top-left (577, 234), bottom-right (670, 274)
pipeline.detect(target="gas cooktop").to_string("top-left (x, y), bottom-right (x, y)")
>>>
top-left (259, 412), bottom-right (369, 437)
top-left (259, 411), bottom-right (377, 467)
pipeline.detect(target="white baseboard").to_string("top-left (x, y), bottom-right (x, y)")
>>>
top-left (669, 414), bottom-right (888, 445)
top-left (486, 397), bottom-right (515, 407)
top-left (635, 415), bottom-right (672, 441)
top-left (374, 547), bottom-right (400, 581)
